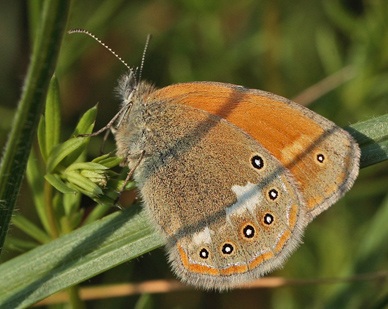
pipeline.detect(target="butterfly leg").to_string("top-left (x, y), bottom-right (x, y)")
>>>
top-left (114, 149), bottom-right (145, 204)
top-left (77, 102), bottom-right (133, 155)
top-left (77, 102), bottom-right (131, 138)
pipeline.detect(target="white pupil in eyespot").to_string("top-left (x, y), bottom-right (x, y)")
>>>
top-left (222, 244), bottom-right (234, 255)
top-left (200, 249), bottom-right (209, 259)
top-left (251, 155), bottom-right (264, 169)
top-left (265, 214), bottom-right (273, 224)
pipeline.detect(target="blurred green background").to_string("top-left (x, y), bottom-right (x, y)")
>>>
top-left (1, 0), bottom-right (388, 308)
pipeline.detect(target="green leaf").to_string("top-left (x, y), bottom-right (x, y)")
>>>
top-left (45, 75), bottom-right (61, 157)
top-left (71, 105), bottom-right (98, 137)
top-left (4, 237), bottom-right (40, 253)
top-left (346, 114), bottom-right (388, 168)
top-left (27, 150), bottom-right (51, 234)
top-left (44, 173), bottom-right (77, 194)
top-left (66, 162), bottom-right (108, 171)
top-left (11, 214), bottom-right (51, 244)
top-left (0, 206), bottom-right (165, 308)
top-left (46, 137), bottom-right (90, 172)
top-left (46, 105), bottom-right (97, 172)
top-left (92, 154), bottom-right (123, 168)
top-left (68, 209), bottom-right (84, 231)
top-left (65, 171), bottom-right (103, 197)
top-left (63, 191), bottom-right (82, 220)
top-left (37, 115), bottom-right (47, 161)
top-left (61, 106), bottom-right (98, 168)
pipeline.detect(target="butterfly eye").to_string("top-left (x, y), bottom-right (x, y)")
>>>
top-left (268, 188), bottom-right (279, 201)
top-left (221, 243), bottom-right (234, 255)
top-left (316, 153), bottom-right (325, 163)
top-left (199, 248), bottom-right (209, 259)
top-left (263, 213), bottom-right (274, 225)
top-left (242, 224), bottom-right (255, 239)
top-left (251, 155), bottom-right (264, 170)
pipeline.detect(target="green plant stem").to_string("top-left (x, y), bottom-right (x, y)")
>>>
top-left (0, 0), bottom-right (71, 255)
top-left (67, 285), bottom-right (86, 309)
top-left (44, 180), bottom-right (59, 239)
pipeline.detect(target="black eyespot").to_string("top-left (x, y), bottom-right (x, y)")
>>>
top-left (317, 153), bottom-right (325, 163)
top-left (264, 213), bottom-right (274, 225)
top-left (222, 243), bottom-right (234, 255)
top-left (251, 155), bottom-right (264, 169)
top-left (243, 225), bottom-right (255, 238)
top-left (199, 248), bottom-right (209, 259)
top-left (268, 188), bottom-right (279, 200)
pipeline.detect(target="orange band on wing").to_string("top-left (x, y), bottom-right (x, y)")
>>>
top-left (220, 264), bottom-right (248, 275)
top-left (275, 230), bottom-right (291, 253)
top-left (178, 245), bottom-right (189, 269)
top-left (288, 204), bottom-right (298, 228)
top-left (178, 245), bottom-right (219, 275)
top-left (248, 251), bottom-right (274, 269)
top-left (178, 243), bottom-right (288, 275)
top-left (189, 264), bottom-right (220, 275)
top-left (178, 245), bottom-right (247, 276)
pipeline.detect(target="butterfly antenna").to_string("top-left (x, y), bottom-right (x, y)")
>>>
top-left (68, 29), bottom-right (133, 73)
top-left (138, 34), bottom-right (152, 83)
top-left (68, 29), bottom-right (137, 143)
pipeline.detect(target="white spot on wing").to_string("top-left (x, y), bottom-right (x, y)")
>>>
top-left (192, 227), bottom-right (214, 245)
top-left (227, 182), bottom-right (263, 222)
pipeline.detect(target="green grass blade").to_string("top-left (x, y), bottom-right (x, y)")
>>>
top-left (0, 205), bottom-right (164, 308)
top-left (346, 114), bottom-right (388, 168)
